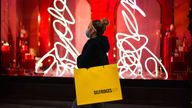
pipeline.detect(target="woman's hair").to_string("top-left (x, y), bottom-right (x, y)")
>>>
top-left (92, 18), bottom-right (109, 35)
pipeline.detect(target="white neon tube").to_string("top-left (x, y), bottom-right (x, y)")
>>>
top-left (116, 0), bottom-right (168, 79)
top-left (35, 0), bottom-right (79, 77)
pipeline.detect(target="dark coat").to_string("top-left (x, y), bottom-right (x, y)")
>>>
top-left (77, 35), bottom-right (110, 68)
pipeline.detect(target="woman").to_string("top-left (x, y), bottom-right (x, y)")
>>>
top-left (72, 18), bottom-right (110, 108)
top-left (77, 18), bottom-right (110, 68)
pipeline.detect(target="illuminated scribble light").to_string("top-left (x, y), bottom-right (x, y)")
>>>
top-left (35, 0), bottom-right (168, 79)
top-left (35, 0), bottom-right (79, 76)
top-left (116, 0), bottom-right (168, 79)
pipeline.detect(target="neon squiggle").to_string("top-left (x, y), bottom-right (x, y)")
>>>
top-left (35, 0), bottom-right (79, 76)
top-left (116, 0), bottom-right (168, 79)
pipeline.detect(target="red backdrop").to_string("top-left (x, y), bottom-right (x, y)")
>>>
top-left (88, 0), bottom-right (119, 63)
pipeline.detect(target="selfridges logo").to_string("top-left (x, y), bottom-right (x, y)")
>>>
top-left (93, 88), bottom-right (112, 95)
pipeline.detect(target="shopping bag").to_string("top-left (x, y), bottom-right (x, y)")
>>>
top-left (74, 64), bottom-right (122, 106)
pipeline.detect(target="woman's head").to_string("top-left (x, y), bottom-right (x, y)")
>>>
top-left (92, 18), bottom-right (109, 35)
top-left (86, 18), bottom-right (109, 38)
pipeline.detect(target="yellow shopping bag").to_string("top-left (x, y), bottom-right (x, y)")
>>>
top-left (74, 64), bottom-right (122, 106)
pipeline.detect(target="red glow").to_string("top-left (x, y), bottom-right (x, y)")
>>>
top-left (1, 44), bottom-right (10, 52)
top-left (88, 0), bottom-right (119, 63)
top-left (39, 0), bottom-right (52, 56)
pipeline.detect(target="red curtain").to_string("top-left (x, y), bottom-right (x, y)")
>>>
top-left (39, 0), bottom-right (53, 56)
top-left (159, 0), bottom-right (174, 79)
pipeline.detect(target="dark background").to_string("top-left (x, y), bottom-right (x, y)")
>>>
top-left (0, 76), bottom-right (191, 108)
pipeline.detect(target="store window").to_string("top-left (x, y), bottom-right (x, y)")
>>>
top-left (1, 0), bottom-right (191, 80)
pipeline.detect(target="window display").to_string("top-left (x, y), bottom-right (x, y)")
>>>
top-left (1, 0), bottom-right (191, 80)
